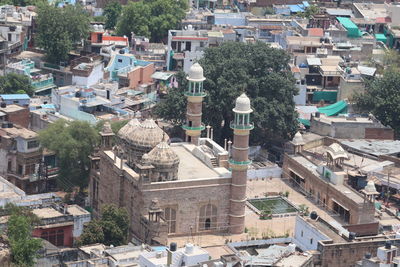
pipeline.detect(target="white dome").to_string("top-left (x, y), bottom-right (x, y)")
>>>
top-left (187, 63), bottom-right (205, 82)
top-left (233, 93), bottom-right (253, 114)
top-left (292, 131), bottom-right (305, 146)
top-left (364, 180), bottom-right (378, 194)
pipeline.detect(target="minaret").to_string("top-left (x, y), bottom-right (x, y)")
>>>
top-left (183, 63), bottom-right (206, 145)
top-left (229, 93), bottom-right (253, 234)
top-left (100, 121), bottom-right (114, 150)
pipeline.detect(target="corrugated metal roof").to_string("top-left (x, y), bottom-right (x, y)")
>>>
top-left (0, 94), bottom-right (30, 100)
top-left (306, 57), bottom-right (322, 66)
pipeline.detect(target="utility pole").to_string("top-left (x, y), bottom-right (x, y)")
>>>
top-left (386, 169), bottom-right (391, 205)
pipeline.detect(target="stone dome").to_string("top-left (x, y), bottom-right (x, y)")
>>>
top-left (127, 119), bottom-right (168, 150)
top-left (292, 131), bottom-right (305, 146)
top-left (187, 63), bottom-right (206, 82)
top-left (147, 141), bottom-right (180, 168)
top-left (118, 118), bottom-right (141, 139)
top-left (233, 93), bottom-right (253, 114)
top-left (364, 180), bottom-right (378, 194)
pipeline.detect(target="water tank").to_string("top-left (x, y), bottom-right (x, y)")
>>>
top-left (8, 122), bottom-right (13, 128)
top-left (395, 232), bottom-right (400, 239)
top-left (385, 241), bottom-right (392, 249)
top-left (315, 112), bottom-right (320, 118)
top-left (119, 49), bottom-right (125, 54)
top-left (288, 243), bottom-right (296, 253)
top-left (310, 211), bottom-right (318, 220)
top-left (93, 24), bottom-right (99, 31)
top-left (185, 243), bottom-right (194, 254)
top-left (1, 122), bottom-right (8, 128)
top-left (349, 232), bottom-right (356, 241)
top-left (98, 25), bottom-right (104, 31)
top-left (365, 252), bottom-right (372, 259)
top-left (188, 24), bottom-right (193, 31)
top-left (170, 242), bottom-right (177, 252)
top-left (0, 102), bottom-right (6, 108)
top-left (12, 12), bottom-right (18, 19)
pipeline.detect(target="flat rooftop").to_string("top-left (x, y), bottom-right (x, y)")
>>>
top-left (32, 207), bottom-right (63, 219)
top-left (289, 155), bottom-right (365, 204)
top-left (353, 3), bottom-right (387, 20)
top-left (305, 217), bottom-right (346, 243)
top-left (313, 115), bottom-right (379, 124)
top-left (340, 139), bottom-right (400, 156)
top-left (67, 205), bottom-right (90, 216)
top-left (0, 126), bottom-right (37, 139)
top-left (171, 143), bottom-right (230, 180)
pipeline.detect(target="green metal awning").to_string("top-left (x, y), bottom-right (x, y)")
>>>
top-left (318, 100), bottom-right (348, 116)
top-left (313, 91), bottom-right (338, 103)
top-left (298, 118), bottom-right (310, 127)
top-left (375, 33), bottom-right (387, 43)
top-left (337, 17), bottom-right (362, 38)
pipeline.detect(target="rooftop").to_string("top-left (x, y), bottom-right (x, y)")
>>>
top-left (353, 3), bottom-right (388, 20)
top-left (0, 104), bottom-right (26, 113)
top-left (303, 216), bottom-right (346, 243)
top-left (340, 139), bottom-right (400, 156)
top-left (32, 207), bottom-right (63, 219)
top-left (0, 125), bottom-right (37, 139)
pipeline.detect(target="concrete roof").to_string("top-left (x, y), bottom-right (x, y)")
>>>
top-left (340, 140), bottom-right (400, 156)
top-left (32, 207), bottom-right (63, 219)
top-left (353, 3), bottom-right (388, 20)
top-left (171, 144), bottom-right (230, 180)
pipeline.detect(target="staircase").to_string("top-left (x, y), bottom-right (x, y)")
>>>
top-left (210, 157), bottom-right (218, 168)
top-left (171, 251), bottom-right (184, 267)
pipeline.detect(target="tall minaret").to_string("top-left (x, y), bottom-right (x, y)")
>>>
top-left (229, 93), bottom-right (253, 234)
top-left (183, 63), bottom-right (206, 145)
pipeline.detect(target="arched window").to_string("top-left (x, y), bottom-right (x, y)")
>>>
top-left (164, 207), bottom-right (176, 233)
top-left (199, 204), bottom-right (217, 231)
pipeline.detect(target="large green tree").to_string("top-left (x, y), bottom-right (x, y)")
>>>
top-left (78, 205), bottom-right (129, 246)
top-left (104, 1), bottom-right (122, 29)
top-left (354, 69), bottom-right (400, 137)
top-left (0, 73), bottom-right (34, 96)
top-left (116, 0), bottom-right (187, 42)
top-left (39, 120), bottom-right (99, 190)
top-left (36, 4), bottom-right (90, 64)
top-left (155, 41), bottom-right (298, 145)
top-left (5, 204), bottom-right (42, 267)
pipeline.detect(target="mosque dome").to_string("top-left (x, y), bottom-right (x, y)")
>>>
top-left (187, 63), bottom-right (206, 82)
top-left (118, 118), bottom-right (141, 139)
top-left (233, 93), bottom-right (253, 114)
top-left (147, 141), bottom-right (180, 168)
top-left (364, 180), bottom-right (378, 194)
top-left (127, 119), bottom-right (168, 150)
top-left (292, 132), bottom-right (305, 146)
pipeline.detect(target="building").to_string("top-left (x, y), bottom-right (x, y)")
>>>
top-left (70, 54), bottom-right (104, 87)
top-left (356, 241), bottom-right (400, 266)
top-left (310, 113), bottom-right (394, 140)
top-left (0, 123), bottom-right (58, 194)
top-left (0, 94), bottom-right (30, 107)
top-left (0, 102), bottom-right (30, 128)
top-left (89, 63), bottom-right (253, 244)
top-left (31, 204), bottom-right (90, 247)
top-left (283, 133), bottom-right (378, 236)
top-left (5, 59), bottom-right (56, 96)
top-left (139, 243), bottom-right (210, 267)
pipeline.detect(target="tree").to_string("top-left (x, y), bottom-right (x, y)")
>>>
top-left (0, 73), bottom-right (34, 96)
top-left (116, 0), bottom-right (187, 42)
top-left (104, 1), bottom-right (122, 29)
top-left (6, 204), bottom-right (42, 267)
top-left (354, 69), bottom-right (400, 137)
top-left (78, 205), bottom-right (129, 246)
top-left (39, 120), bottom-right (99, 190)
top-left (301, 5), bottom-right (320, 19)
top-left (154, 41), bottom-right (298, 145)
top-left (36, 4), bottom-right (90, 64)
top-left (154, 72), bottom-right (187, 124)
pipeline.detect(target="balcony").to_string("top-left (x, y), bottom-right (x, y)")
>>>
top-left (32, 76), bottom-right (55, 89)
top-left (184, 91), bottom-right (206, 97)
top-left (182, 124), bottom-right (205, 131)
top-left (228, 158), bottom-right (252, 165)
top-left (230, 121), bottom-right (254, 130)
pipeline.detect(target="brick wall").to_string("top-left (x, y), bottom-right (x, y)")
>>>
top-left (6, 108), bottom-right (30, 128)
top-left (365, 128), bottom-right (394, 140)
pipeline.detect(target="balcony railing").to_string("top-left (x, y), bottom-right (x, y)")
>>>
top-left (230, 121), bottom-right (254, 130)
top-left (184, 91), bottom-right (206, 97)
top-left (182, 124), bottom-right (205, 131)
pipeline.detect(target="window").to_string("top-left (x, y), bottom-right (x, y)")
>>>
top-left (310, 238), bottom-right (313, 244)
top-left (18, 164), bottom-right (23, 175)
top-left (41, 229), bottom-right (64, 246)
top-left (118, 59), bottom-right (123, 63)
top-left (327, 76), bottom-right (333, 81)
top-left (164, 207), bottom-right (177, 233)
top-left (8, 33), bottom-right (11, 41)
top-left (27, 140), bottom-right (39, 149)
top-left (301, 231), bottom-right (303, 237)
top-left (199, 204), bottom-right (217, 231)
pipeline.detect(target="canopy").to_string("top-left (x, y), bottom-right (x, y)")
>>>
top-left (313, 91), bottom-right (338, 103)
top-left (318, 100), bottom-right (348, 116)
top-left (336, 17), bottom-right (362, 38)
top-left (375, 33), bottom-right (387, 43)
top-left (298, 118), bottom-right (310, 127)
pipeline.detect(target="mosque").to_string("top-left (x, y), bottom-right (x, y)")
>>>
top-left (89, 63), bottom-right (254, 244)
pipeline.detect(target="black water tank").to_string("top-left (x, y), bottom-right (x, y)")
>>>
top-left (385, 241), bottom-right (392, 249)
top-left (1, 122), bottom-right (7, 128)
top-left (170, 242), bottom-right (177, 252)
top-left (119, 49), bottom-right (125, 54)
top-left (365, 252), bottom-right (371, 259)
top-left (349, 232), bottom-right (356, 241)
top-left (8, 122), bottom-right (13, 128)
top-left (310, 211), bottom-right (318, 220)
top-left (315, 112), bottom-right (320, 118)
top-left (0, 102), bottom-right (6, 108)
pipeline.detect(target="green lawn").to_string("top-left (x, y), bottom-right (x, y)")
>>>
top-left (249, 197), bottom-right (298, 214)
